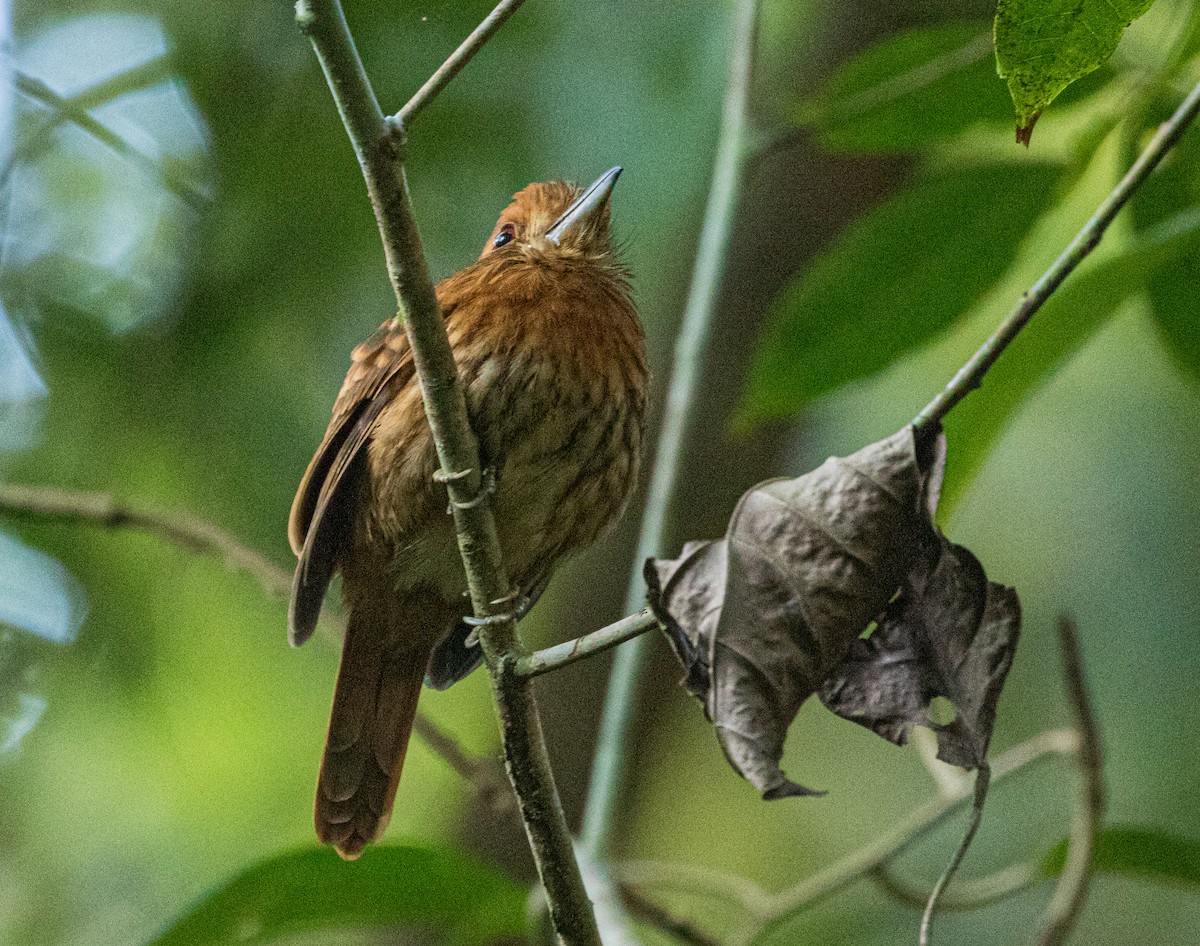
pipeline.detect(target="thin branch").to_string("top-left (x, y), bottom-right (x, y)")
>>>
top-left (14, 70), bottom-right (209, 211)
top-left (294, 2), bottom-right (598, 942)
top-left (869, 861), bottom-right (1038, 913)
top-left (581, 0), bottom-right (761, 861)
top-left (0, 482), bottom-right (516, 802)
top-left (410, 713), bottom-right (515, 816)
top-left (616, 860), bottom-right (772, 919)
top-left (11, 55), bottom-right (175, 172)
top-left (619, 882), bottom-right (723, 946)
top-left (745, 729), bottom-right (1077, 944)
top-left (913, 76), bottom-right (1200, 431)
top-left (920, 764), bottom-right (991, 946)
top-left (516, 609), bottom-right (659, 678)
top-left (395, 0), bottom-right (529, 126)
top-left (0, 483), bottom-right (290, 598)
top-left (1035, 618), bottom-right (1105, 946)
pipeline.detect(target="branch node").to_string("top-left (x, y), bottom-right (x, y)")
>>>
top-left (383, 113), bottom-right (408, 159)
top-left (295, 1), bottom-right (317, 36)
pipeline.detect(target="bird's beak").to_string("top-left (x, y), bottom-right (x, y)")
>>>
top-left (545, 166), bottom-right (622, 246)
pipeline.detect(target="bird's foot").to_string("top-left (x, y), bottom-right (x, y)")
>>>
top-left (442, 466), bottom-right (496, 511)
top-left (462, 585), bottom-right (521, 646)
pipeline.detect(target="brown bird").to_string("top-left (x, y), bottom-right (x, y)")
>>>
top-left (287, 168), bottom-right (648, 859)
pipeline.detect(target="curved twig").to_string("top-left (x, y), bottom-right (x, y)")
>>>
top-left (869, 861), bottom-right (1038, 913)
top-left (744, 729), bottom-right (1077, 944)
top-left (1035, 618), bottom-right (1105, 946)
top-left (920, 765), bottom-right (991, 945)
top-left (616, 859), bottom-right (772, 919)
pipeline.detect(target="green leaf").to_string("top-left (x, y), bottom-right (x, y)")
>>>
top-left (145, 844), bottom-right (527, 946)
top-left (995, 0), bottom-right (1157, 142)
top-left (940, 206), bottom-right (1200, 512)
top-left (806, 23), bottom-right (1011, 154)
top-left (738, 162), bottom-right (1060, 430)
top-left (1043, 825), bottom-right (1200, 887)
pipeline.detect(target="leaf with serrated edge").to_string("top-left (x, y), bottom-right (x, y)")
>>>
top-left (995, 0), bottom-right (1156, 140)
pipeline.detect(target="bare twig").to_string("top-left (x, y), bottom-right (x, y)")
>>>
top-left (410, 713), bottom-right (514, 816)
top-left (582, 0), bottom-right (762, 861)
top-left (616, 860), bottom-right (772, 919)
top-left (913, 77), bottom-right (1200, 431)
top-left (516, 609), bottom-right (659, 678)
top-left (870, 861), bottom-right (1038, 912)
top-left (1035, 618), bottom-right (1105, 946)
top-left (745, 729), bottom-right (1077, 944)
top-left (619, 882), bottom-right (723, 946)
top-left (920, 765), bottom-right (991, 946)
top-left (14, 70), bottom-right (209, 211)
top-left (294, 2), bottom-right (598, 941)
top-left (0, 482), bottom-right (289, 598)
top-left (395, 0), bottom-right (529, 126)
top-left (0, 482), bottom-right (516, 803)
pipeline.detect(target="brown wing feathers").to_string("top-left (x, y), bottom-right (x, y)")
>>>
top-left (287, 322), bottom-right (414, 647)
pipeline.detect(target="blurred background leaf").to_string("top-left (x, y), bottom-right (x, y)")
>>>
top-left (800, 22), bottom-right (1007, 153)
top-left (146, 844), bottom-right (527, 946)
top-left (737, 161), bottom-right (1061, 429)
top-left (1128, 94), bottom-right (1200, 386)
top-left (1043, 825), bottom-right (1200, 888)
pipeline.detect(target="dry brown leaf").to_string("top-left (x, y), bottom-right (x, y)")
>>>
top-left (646, 426), bottom-right (1019, 797)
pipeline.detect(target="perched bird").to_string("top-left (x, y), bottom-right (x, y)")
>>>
top-left (287, 168), bottom-right (648, 859)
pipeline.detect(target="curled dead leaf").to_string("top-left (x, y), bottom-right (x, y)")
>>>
top-left (646, 426), bottom-right (1019, 798)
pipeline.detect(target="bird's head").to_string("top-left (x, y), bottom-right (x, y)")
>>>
top-left (481, 166), bottom-right (622, 261)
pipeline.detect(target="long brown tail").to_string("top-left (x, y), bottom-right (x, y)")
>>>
top-left (314, 599), bottom-right (440, 860)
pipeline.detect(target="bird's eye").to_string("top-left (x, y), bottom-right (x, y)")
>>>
top-left (493, 224), bottom-right (516, 248)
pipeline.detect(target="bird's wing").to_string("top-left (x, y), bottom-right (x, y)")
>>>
top-left (287, 318), bottom-right (417, 646)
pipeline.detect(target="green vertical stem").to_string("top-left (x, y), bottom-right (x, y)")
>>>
top-left (580, 0), bottom-right (760, 859)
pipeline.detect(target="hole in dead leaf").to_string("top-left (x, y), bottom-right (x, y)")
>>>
top-left (926, 696), bottom-right (957, 726)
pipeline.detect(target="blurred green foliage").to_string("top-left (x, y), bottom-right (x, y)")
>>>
top-left (2, 0), bottom-right (1200, 945)
top-left (738, 161), bottom-right (1061, 429)
top-left (1043, 826), bottom-right (1200, 888)
top-left (148, 845), bottom-right (527, 946)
